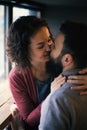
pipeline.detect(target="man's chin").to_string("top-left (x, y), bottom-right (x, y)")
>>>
top-left (46, 60), bottom-right (56, 75)
top-left (46, 60), bottom-right (62, 77)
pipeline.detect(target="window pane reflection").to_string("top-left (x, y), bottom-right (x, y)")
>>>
top-left (0, 6), bottom-right (4, 79)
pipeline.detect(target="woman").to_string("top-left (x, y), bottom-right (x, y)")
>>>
top-left (6, 16), bottom-right (87, 130)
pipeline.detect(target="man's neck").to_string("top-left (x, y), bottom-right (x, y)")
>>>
top-left (63, 63), bottom-right (75, 72)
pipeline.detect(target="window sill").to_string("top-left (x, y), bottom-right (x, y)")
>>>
top-left (0, 79), bottom-right (13, 130)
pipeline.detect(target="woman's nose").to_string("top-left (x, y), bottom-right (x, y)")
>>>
top-left (46, 43), bottom-right (55, 51)
top-left (46, 44), bottom-right (51, 51)
top-left (46, 39), bottom-right (55, 51)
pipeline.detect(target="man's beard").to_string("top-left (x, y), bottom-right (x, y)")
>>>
top-left (46, 55), bottom-right (63, 77)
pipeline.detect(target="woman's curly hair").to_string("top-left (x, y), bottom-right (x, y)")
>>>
top-left (6, 16), bottom-right (51, 68)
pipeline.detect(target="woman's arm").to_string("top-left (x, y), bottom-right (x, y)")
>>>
top-left (9, 68), bottom-right (42, 128)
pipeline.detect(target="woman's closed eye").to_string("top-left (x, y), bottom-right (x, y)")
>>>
top-left (37, 43), bottom-right (45, 49)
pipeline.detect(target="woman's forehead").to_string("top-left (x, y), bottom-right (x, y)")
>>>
top-left (30, 27), bottom-right (50, 44)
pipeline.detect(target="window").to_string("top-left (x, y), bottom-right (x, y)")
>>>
top-left (0, 5), bottom-right (5, 80)
top-left (13, 7), bottom-right (29, 22)
top-left (13, 7), bottom-right (41, 22)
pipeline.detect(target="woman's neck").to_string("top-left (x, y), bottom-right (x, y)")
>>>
top-left (30, 63), bottom-right (50, 81)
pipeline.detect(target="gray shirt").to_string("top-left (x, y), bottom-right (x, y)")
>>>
top-left (39, 69), bottom-right (87, 130)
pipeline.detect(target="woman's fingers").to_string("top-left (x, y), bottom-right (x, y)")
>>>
top-left (51, 75), bottom-right (66, 92)
top-left (71, 85), bottom-right (87, 96)
top-left (79, 68), bottom-right (87, 74)
top-left (68, 75), bottom-right (87, 80)
top-left (52, 75), bottom-right (66, 87)
top-left (51, 79), bottom-right (65, 89)
top-left (80, 91), bottom-right (87, 95)
top-left (71, 85), bottom-right (87, 90)
top-left (67, 75), bottom-right (87, 95)
top-left (67, 75), bottom-right (87, 84)
top-left (67, 79), bottom-right (86, 84)
top-left (10, 104), bottom-right (18, 117)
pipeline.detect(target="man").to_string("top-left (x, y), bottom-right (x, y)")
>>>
top-left (39, 21), bottom-right (87, 130)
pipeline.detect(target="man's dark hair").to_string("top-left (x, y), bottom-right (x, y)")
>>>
top-left (6, 16), bottom-right (52, 68)
top-left (60, 20), bottom-right (87, 69)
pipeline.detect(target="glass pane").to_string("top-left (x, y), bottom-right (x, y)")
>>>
top-left (13, 7), bottom-right (41, 22)
top-left (0, 6), bottom-right (4, 79)
top-left (13, 7), bottom-right (29, 22)
top-left (29, 10), bottom-right (41, 18)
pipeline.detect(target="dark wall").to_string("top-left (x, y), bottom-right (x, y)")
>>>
top-left (42, 6), bottom-right (87, 37)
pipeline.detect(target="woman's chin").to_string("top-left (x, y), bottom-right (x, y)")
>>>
top-left (45, 55), bottom-right (50, 60)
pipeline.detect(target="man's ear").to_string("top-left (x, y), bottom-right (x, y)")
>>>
top-left (62, 54), bottom-right (73, 67)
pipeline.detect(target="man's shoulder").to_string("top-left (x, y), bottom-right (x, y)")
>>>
top-left (43, 82), bottom-right (73, 110)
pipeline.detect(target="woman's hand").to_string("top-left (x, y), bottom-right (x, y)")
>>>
top-left (67, 68), bottom-right (87, 95)
top-left (51, 75), bottom-right (66, 93)
top-left (10, 104), bottom-right (25, 130)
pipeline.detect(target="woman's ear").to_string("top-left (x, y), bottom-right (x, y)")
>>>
top-left (62, 54), bottom-right (73, 67)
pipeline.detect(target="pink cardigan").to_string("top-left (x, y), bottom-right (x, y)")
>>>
top-left (9, 67), bottom-right (42, 129)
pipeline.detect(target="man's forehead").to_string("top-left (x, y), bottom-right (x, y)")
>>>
top-left (55, 32), bottom-right (65, 42)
